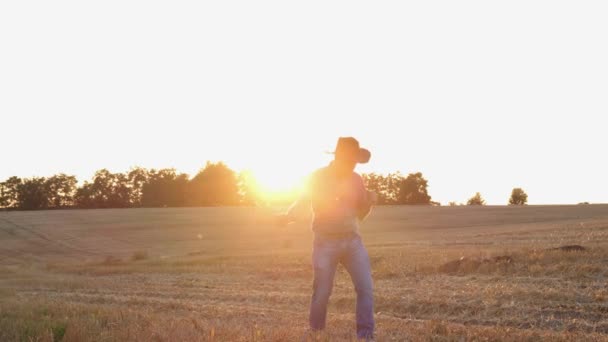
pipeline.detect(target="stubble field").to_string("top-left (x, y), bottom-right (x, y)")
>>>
top-left (1, 205), bottom-right (607, 341)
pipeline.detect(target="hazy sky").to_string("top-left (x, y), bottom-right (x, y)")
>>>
top-left (1, 1), bottom-right (606, 205)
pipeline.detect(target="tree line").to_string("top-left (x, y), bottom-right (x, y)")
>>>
top-left (362, 172), bottom-right (437, 205)
top-left (0, 163), bottom-right (528, 210)
top-left (362, 173), bottom-right (528, 206)
top-left (0, 163), bottom-right (244, 210)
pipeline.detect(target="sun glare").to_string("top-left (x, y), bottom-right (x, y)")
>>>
top-left (245, 164), bottom-right (309, 203)
top-left (253, 169), bottom-right (304, 193)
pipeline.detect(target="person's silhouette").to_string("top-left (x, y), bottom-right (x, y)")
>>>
top-left (278, 137), bottom-right (377, 340)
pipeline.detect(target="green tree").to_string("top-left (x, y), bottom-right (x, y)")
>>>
top-left (141, 168), bottom-right (189, 207)
top-left (189, 162), bottom-right (240, 206)
top-left (362, 172), bottom-right (403, 205)
top-left (0, 182), bottom-right (7, 208)
top-left (46, 174), bottom-right (77, 208)
top-left (92, 169), bottom-right (130, 208)
top-left (509, 188), bottom-right (528, 205)
top-left (467, 192), bottom-right (486, 206)
top-left (1, 177), bottom-right (22, 208)
top-left (16, 177), bottom-right (50, 210)
top-left (108, 172), bottom-right (131, 208)
top-left (127, 167), bottom-right (149, 207)
top-left (362, 173), bottom-right (388, 204)
top-left (397, 172), bottom-right (432, 205)
top-left (74, 169), bottom-right (131, 208)
top-left (385, 172), bottom-right (404, 204)
top-left (74, 181), bottom-right (95, 208)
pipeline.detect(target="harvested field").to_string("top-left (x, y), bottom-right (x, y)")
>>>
top-left (1, 205), bottom-right (607, 341)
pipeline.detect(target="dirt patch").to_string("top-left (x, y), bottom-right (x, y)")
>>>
top-left (547, 245), bottom-right (587, 252)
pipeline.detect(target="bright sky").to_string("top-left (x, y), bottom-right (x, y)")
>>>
top-left (1, 1), bottom-right (607, 205)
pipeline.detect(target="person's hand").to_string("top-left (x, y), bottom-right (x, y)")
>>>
top-left (367, 191), bottom-right (378, 205)
top-left (274, 214), bottom-right (292, 227)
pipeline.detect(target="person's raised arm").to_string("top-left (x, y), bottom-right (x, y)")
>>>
top-left (285, 192), bottom-right (311, 224)
top-left (356, 175), bottom-right (377, 221)
top-left (276, 174), bottom-right (314, 227)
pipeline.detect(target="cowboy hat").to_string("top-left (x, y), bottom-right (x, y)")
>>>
top-left (332, 137), bottom-right (371, 164)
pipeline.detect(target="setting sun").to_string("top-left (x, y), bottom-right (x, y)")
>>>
top-left (253, 170), bottom-right (301, 193)
top-left (246, 164), bottom-right (309, 203)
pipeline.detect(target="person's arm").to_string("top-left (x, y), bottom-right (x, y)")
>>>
top-left (356, 175), bottom-right (377, 221)
top-left (284, 192), bottom-right (311, 224)
top-left (276, 173), bottom-right (315, 227)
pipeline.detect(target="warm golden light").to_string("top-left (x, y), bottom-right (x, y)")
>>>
top-left (249, 168), bottom-right (305, 203)
top-left (2, 1), bottom-right (607, 206)
top-left (238, 161), bottom-right (312, 205)
top-left (253, 170), bottom-right (300, 193)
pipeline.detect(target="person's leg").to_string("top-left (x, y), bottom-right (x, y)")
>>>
top-left (341, 236), bottom-right (374, 340)
top-left (309, 238), bottom-right (339, 331)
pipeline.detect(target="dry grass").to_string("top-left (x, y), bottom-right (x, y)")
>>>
top-left (1, 205), bottom-right (608, 341)
top-left (131, 250), bottom-right (149, 261)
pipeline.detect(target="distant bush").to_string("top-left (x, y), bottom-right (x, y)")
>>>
top-left (131, 250), bottom-right (149, 261)
top-left (509, 188), bottom-right (528, 205)
top-left (467, 192), bottom-right (486, 206)
top-left (397, 172), bottom-right (433, 205)
top-left (101, 256), bottom-right (122, 265)
top-left (51, 322), bottom-right (67, 342)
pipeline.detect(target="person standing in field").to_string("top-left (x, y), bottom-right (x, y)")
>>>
top-left (278, 137), bottom-right (378, 340)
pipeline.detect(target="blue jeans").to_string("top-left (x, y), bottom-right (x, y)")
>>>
top-left (309, 234), bottom-right (375, 339)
